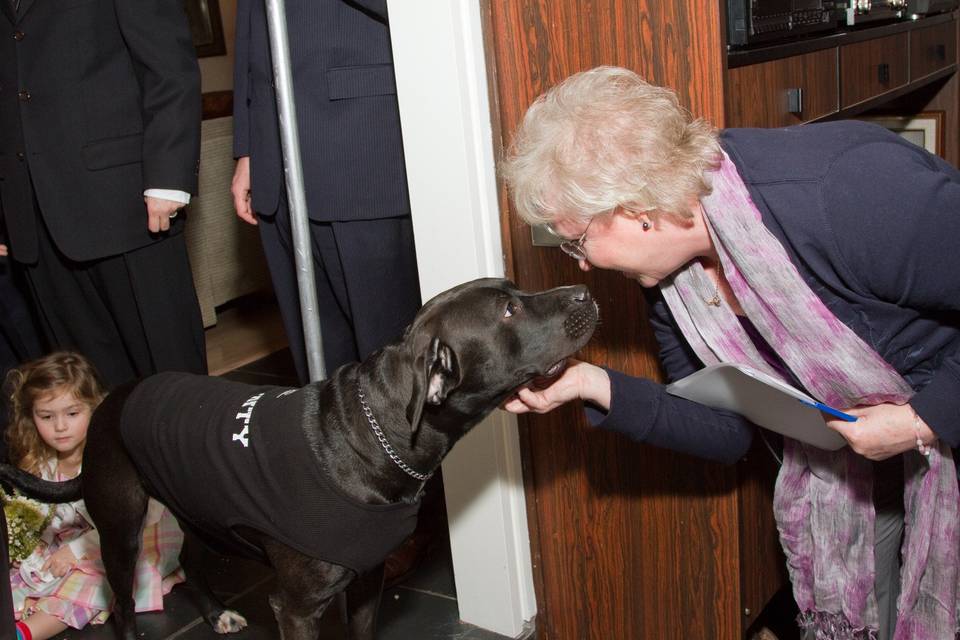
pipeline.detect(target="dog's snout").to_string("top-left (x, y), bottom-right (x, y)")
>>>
top-left (562, 285), bottom-right (598, 340)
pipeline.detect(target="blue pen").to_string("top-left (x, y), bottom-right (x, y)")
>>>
top-left (798, 399), bottom-right (858, 422)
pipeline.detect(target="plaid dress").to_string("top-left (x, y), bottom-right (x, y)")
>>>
top-left (9, 462), bottom-right (184, 629)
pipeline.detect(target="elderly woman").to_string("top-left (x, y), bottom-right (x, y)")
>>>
top-left (502, 66), bottom-right (960, 640)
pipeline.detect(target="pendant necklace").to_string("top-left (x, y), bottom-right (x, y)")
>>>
top-left (705, 261), bottom-right (722, 307)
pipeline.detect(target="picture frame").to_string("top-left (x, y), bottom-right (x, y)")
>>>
top-left (185, 0), bottom-right (227, 58)
top-left (858, 111), bottom-right (946, 158)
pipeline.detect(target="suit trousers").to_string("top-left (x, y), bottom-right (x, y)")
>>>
top-left (22, 213), bottom-right (207, 388)
top-left (0, 257), bottom-right (41, 372)
top-left (0, 256), bottom-right (42, 462)
top-left (256, 197), bottom-right (421, 384)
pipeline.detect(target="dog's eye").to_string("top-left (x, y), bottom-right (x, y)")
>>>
top-left (504, 300), bottom-right (520, 318)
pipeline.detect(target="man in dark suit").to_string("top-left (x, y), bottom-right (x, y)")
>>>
top-left (231, 0), bottom-right (421, 383)
top-left (0, 0), bottom-right (207, 387)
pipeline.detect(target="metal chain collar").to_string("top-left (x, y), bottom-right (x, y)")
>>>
top-left (356, 381), bottom-right (433, 482)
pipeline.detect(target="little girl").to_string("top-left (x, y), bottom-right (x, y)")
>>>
top-left (5, 352), bottom-right (184, 640)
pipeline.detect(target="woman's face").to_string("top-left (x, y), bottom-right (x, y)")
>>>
top-left (551, 207), bottom-right (710, 287)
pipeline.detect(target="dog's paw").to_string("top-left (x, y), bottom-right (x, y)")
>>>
top-left (213, 610), bottom-right (248, 634)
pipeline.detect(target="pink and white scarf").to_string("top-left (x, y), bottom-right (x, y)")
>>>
top-left (660, 152), bottom-right (959, 639)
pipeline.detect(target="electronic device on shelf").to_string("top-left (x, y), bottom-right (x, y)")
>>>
top-left (845, 0), bottom-right (907, 24)
top-left (906, 0), bottom-right (960, 16)
top-left (727, 0), bottom-right (848, 47)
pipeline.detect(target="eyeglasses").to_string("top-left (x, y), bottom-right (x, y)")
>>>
top-left (549, 217), bottom-right (595, 261)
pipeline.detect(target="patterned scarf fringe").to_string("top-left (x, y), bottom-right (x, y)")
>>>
top-left (797, 610), bottom-right (878, 640)
top-left (797, 607), bottom-right (960, 639)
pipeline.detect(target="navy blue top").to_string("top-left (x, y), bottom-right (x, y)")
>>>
top-left (586, 121), bottom-right (960, 464)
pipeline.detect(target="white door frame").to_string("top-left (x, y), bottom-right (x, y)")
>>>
top-left (387, 2), bottom-right (537, 637)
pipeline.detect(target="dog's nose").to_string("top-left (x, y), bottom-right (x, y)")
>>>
top-left (562, 284), bottom-right (597, 339)
top-left (569, 285), bottom-right (591, 304)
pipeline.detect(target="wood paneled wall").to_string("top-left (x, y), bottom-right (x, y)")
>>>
top-left (482, 2), bottom-right (775, 638)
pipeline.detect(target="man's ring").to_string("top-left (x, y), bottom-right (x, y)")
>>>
top-left (170, 209), bottom-right (179, 219)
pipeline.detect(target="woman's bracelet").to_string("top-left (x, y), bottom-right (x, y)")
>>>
top-left (911, 407), bottom-right (933, 458)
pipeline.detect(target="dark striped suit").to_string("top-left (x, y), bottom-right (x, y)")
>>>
top-left (233, 0), bottom-right (421, 383)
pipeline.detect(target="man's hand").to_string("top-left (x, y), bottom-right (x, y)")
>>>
top-left (502, 359), bottom-right (611, 415)
top-left (145, 196), bottom-right (182, 233)
top-left (42, 545), bottom-right (78, 578)
top-left (232, 156), bottom-right (256, 225)
top-left (0, 244), bottom-right (7, 257)
top-left (827, 402), bottom-right (936, 461)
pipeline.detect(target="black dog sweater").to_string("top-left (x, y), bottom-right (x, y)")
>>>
top-left (120, 372), bottom-right (419, 574)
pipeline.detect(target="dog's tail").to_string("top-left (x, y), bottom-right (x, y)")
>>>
top-left (0, 464), bottom-right (81, 503)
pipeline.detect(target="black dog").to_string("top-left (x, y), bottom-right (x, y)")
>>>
top-left (0, 278), bottom-right (597, 640)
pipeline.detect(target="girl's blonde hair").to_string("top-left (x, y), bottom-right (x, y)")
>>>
top-left (5, 352), bottom-right (105, 476)
top-left (502, 66), bottom-right (722, 226)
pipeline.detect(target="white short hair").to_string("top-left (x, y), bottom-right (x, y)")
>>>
top-left (502, 66), bottom-right (721, 226)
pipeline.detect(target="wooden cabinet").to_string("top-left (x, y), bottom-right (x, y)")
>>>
top-left (911, 19), bottom-right (958, 81)
top-left (726, 14), bottom-right (958, 130)
top-left (840, 33), bottom-right (909, 108)
top-left (726, 49), bottom-right (838, 127)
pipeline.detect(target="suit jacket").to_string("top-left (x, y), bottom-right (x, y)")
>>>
top-left (233, 0), bottom-right (410, 221)
top-left (0, 0), bottom-right (201, 263)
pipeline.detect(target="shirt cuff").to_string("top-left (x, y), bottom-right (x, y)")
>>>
top-left (144, 189), bottom-right (191, 205)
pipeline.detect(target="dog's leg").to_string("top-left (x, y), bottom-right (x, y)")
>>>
top-left (263, 538), bottom-right (353, 640)
top-left (178, 530), bottom-right (247, 633)
top-left (81, 415), bottom-right (148, 639)
top-left (344, 563), bottom-right (385, 640)
top-left (95, 512), bottom-right (146, 640)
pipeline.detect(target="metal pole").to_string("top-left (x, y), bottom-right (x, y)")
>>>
top-left (264, 0), bottom-right (326, 382)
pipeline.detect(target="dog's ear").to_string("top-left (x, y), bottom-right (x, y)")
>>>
top-left (406, 337), bottom-right (460, 435)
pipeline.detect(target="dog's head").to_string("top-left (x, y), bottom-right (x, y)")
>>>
top-left (402, 278), bottom-right (598, 433)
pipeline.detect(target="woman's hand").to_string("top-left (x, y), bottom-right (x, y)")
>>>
top-left (502, 359), bottom-right (611, 414)
top-left (826, 403), bottom-right (936, 461)
top-left (41, 546), bottom-right (78, 578)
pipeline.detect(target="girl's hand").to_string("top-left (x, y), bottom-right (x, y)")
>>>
top-left (502, 359), bottom-right (611, 414)
top-left (42, 546), bottom-right (78, 577)
top-left (826, 403), bottom-right (936, 461)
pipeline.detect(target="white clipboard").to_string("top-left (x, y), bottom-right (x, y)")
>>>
top-left (665, 363), bottom-right (851, 451)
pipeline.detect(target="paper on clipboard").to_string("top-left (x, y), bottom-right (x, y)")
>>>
top-left (665, 363), bottom-right (849, 451)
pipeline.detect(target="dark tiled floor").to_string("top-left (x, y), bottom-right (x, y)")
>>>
top-left (48, 350), bottom-right (515, 640)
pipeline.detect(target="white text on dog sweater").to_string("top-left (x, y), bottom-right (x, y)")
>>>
top-left (233, 393), bottom-right (265, 447)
